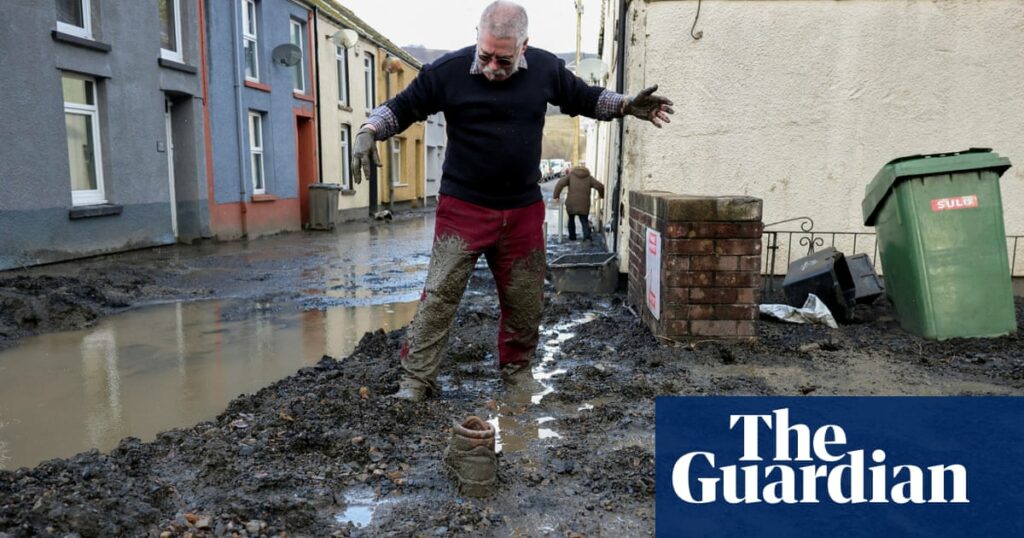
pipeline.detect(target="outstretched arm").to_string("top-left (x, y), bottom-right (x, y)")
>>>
top-left (353, 63), bottom-right (442, 184)
top-left (621, 85), bottom-right (674, 128)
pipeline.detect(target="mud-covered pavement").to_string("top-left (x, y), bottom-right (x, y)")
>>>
top-left (1, 206), bottom-right (1023, 536)
top-left (0, 213), bottom-right (435, 352)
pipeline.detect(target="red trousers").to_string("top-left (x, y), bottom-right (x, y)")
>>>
top-left (399, 196), bottom-right (546, 393)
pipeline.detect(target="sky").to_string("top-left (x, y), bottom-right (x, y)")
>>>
top-left (337, 0), bottom-right (603, 55)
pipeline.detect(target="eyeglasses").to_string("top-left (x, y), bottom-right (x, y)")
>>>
top-left (478, 53), bottom-right (515, 68)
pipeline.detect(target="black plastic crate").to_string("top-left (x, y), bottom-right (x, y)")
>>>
top-left (782, 247), bottom-right (856, 321)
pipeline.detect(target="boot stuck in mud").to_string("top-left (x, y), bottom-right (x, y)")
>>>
top-left (443, 416), bottom-right (498, 498)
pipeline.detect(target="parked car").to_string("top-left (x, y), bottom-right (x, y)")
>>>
top-left (540, 159), bottom-right (552, 179)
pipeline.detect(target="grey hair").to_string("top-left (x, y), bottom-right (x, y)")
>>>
top-left (478, 1), bottom-right (528, 45)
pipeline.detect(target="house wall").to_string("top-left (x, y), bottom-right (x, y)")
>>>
top-left (379, 58), bottom-right (425, 206)
top-left (0, 0), bottom-right (206, 270)
top-left (205, 0), bottom-right (315, 239)
top-left (606, 0), bottom-right (1024, 272)
top-left (315, 14), bottom-right (373, 218)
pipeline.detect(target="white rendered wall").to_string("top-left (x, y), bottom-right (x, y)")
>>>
top-left (613, 0), bottom-right (1024, 270)
top-left (316, 15), bottom-right (375, 213)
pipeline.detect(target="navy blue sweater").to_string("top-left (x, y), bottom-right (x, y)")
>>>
top-left (382, 46), bottom-right (607, 209)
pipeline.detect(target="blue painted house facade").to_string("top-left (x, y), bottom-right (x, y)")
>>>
top-left (204, 0), bottom-right (318, 239)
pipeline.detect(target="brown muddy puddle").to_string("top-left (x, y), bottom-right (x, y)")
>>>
top-left (0, 299), bottom-right (418, 470)
top-left (332, 312), bottom-right (605, 529)
top-left (487, 313), bottom-right (599, 454)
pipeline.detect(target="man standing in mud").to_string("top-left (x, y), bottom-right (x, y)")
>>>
top-left (351, 0), bottom-right (674, 401)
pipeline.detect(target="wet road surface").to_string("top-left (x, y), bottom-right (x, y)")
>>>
top-left (0, 214), bottom-right (437, 470)
top-left (0, 190), bottom-right (597, 471)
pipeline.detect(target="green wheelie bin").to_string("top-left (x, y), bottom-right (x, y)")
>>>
top-left (862, 148), bottom-right (1016, 340)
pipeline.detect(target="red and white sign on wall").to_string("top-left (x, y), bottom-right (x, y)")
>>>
top-left (646, 227), bottom-right (661, 320)
top-left (931, 195), bottom-right (979, 212)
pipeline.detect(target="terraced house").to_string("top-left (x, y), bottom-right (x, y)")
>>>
top-left (0, 0), bottom-right (209, 270)
top-left (204, 0), bottom-right (322, 238)
top-left (312, 1), bottom-right (429, 220)
top-left (1, 0), bottom-right (433, 269)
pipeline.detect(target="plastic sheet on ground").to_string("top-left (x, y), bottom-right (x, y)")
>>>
top-left (759, 293), bottom-right (839, 329)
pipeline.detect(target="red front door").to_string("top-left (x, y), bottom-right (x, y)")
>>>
top-left (296, 115), bottom-right (316, 226)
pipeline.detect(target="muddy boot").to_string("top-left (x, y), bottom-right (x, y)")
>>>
top-left (390, 380), bottom-right (429, 402)
top-left (500, 361), bottom-right (533, 386)
top-left (443, 416), bottom-right (497, 498)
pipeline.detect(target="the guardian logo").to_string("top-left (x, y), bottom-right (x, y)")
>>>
top-left (672, 408), bottom-right (969, 505)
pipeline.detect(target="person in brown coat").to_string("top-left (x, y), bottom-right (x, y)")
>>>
top-left (553, 166), bottom-right (605, 241)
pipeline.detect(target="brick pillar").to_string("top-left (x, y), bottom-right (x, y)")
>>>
top-left (628, 191), bottom-right (763, 341)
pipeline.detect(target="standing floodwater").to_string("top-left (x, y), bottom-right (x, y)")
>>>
top-left (0, 299), bottom-right (418, 470)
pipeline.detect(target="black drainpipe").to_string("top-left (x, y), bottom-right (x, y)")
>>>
top-left (313, 6), bottom-right (324, 184)
top-left (611, 0), bottom-right (629, 254)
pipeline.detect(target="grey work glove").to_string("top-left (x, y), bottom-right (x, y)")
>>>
top-left (622, 84), bottom-right (675, 128)
top-left (350, 128), bottom-right (380, 185)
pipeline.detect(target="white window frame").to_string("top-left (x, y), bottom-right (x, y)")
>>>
top-left (336, 45), bottom-right (349, 106)
top-left (242, 0), bottom-right (259, 82)
top-left (340, 124), bottom-right (352, 189)
top-left (364, 52), bottom-right (375, 109)
top-left (390, 138), bottom-right (403, 186)
top-left (56, 0), bottom-right (92, 40)
top-left (160, 0), bottom-right (184, 62)
top-left (63, 73), bottom-right (106, 206)
top-left (290, 19), bottom-right (306, 94)
top-left (248, 111), bottom-right (266, 195)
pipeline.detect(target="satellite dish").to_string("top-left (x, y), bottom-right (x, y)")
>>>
top-left (330, 28), bottom-right (359, 49)
top-left (576, 58), bottom-right (609, 85)
top-left (271, 44), bottom-right (303, 67)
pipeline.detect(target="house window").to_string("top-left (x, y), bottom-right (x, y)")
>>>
top-left (56, 0), bottom-right (91, 39)
top-left (62, 74), bottom-right (105, 206)
top-left (340, 124), bottom-right (352, 189)
top-left (364, 52), bottom-right (375, 109)
top-left (159, 0), bottom-right (183, 62)
top-left (248, 112), bottom-right (265, 194)
top-left (390, 138), bottom-right (402, 186)
top-left (241, 0), bottom-right (259, 81)
top-left (336, 45), bottom-right (349, 106)
top-left (290, 19), bottom-right (305, 93)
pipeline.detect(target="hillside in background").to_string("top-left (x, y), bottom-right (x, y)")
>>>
top-left (402, 46), bottom-right (450, 64)
top-left (542, 114), bottom-right (587, 162)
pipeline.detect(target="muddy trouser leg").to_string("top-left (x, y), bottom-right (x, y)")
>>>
top-left (399, 196), bottom-right (497, 393)
top-left (486, 200), bottom-right (546, 369)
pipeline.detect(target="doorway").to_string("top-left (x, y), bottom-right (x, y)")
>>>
top-left (296, 115), bottom-right (316, 226)
top-left (165, 99), bottom-right (179, 239)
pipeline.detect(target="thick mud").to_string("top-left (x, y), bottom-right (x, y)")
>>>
top-left (2, 259), bottom-right (1022, 536)
top-left (0, 268), bottom-right (169, 349)
top-left (2, 198), bottom-right (1022, 536)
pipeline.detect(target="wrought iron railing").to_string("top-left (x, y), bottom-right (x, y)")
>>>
top-left (761, 217), bottom-right (1023, 291)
